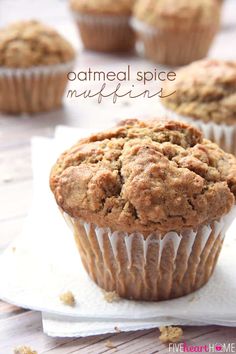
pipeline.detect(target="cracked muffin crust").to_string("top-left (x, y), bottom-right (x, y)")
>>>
top-left (133, 0), bottom-right (220, 29)
top-left (163, 60), bottom-right (236, 125)
top-left (70, 0), bottom-right (134, 16)
top-left (0, 20), bottom-right (75, 68)
top-left (50, 120), bottom-right (236, 236)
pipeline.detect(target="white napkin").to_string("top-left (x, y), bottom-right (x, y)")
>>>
top-left (1, 126), bottom-right (236, 338)
top-left (42, 313), bottom-right (206, 338)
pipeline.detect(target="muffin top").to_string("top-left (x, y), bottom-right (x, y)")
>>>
top-left (0, 21), bottom-right (75, 68)
top-left (163, 60), bottom-right (236, 125)
top-left (70, 0), bottom-right (134, 16)
top-left (133, 0), bottom-right (220, 28)
top-left (50, 119), bottom-right (236, 236)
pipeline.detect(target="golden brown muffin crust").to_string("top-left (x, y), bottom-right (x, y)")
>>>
top-left (133, 0), bottom-right (220, 29)
top-left (163, 60), bottom-right (236, 125)
top-left (50, 120), bottom-right (236, 236)
top-left (70, 0), bottom-right (134, 16)
top-left (0, 21), bottom-right (75, 68)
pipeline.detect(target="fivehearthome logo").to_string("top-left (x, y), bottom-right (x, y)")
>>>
top-left (169, 343), bottom-right (236, 353)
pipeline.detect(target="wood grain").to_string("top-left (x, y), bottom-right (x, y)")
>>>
top-left (0, 313), bottom-right (235, 354)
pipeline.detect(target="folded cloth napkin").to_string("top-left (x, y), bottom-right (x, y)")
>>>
top-left (0, 126), bottom-right (236, 337)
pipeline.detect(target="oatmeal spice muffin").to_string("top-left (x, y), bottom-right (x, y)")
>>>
top-left (132, 0), bottom-right (221, 65)
top-left (50, 119), bottom-right (236, 301)
top-left (70, 0), bottom-right (135, 52)
top-left (0, 21), bottom-right (75, 114)
top-left (162, 60), bottom-right (236, 155)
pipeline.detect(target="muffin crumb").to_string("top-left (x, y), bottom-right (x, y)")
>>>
top-left (105, 340), bottom-right (117, 349)
top-left (59, 291), bottom-right (75, 306)
top-left (103, 291), bottom-right (120, 303)
top-left (159, 326), bottom-right (183, 344)
top-left (114, 326), bottom-right (121, 333)
top-left (3, 176), bottom-right (12, 183)
top-left (188, 295), bottom-right (200, 303)
top-left (14, 346), bottom-right (37, 354)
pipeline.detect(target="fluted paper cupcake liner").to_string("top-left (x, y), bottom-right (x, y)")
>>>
top-left (72, 11), bottom-right (135, 52)
top-left (0, 61), bottom-right (74, 114)
top-left (63, 206), bottom-right (236, 301)
top-left (131, 18), bottom-right (219, 66)
top-left (160, 105), bottom-right (236, 155)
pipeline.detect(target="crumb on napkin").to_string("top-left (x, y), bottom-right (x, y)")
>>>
top-left (159, 326), bottom-right (183, 344)
top-left (12, 247), bottom-right (16, 252)
top-left (114, 326), bottom-right (121, 333)
top-left (188, 295), bottom-right (196, 302)
top-left (105, 340), bottom-right (117, 349)
top-left (59, 291), bottom-right (75, 306)
top-left (188, 294), bottom-right (200, 303)
top-left (14, 345), bottom-right (38, 354)
top-left (103, 291), bottom-right (120, 303)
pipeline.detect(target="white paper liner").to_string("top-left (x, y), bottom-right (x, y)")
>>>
top-left (70, 205), bottom-right (236, 301)
top-left (0, 60), bottom-right (75, 77)
top-left (159, 104), bottom-right (236, 155)
top-left (0, 61), bottom-right (74, 114)
top-left (130, 19), bottom-right (215, 36)
top-left (71, 11), bottom-right (134, 52)
top-left (130, 18), bottom-right (218, 65)
top-left (131, 18), bottom-right (161, 35)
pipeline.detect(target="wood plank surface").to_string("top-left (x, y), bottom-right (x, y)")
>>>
top-left (1, 0), bottom-right (236, 352)
top-left (0, 313), bottom-right (236, 354)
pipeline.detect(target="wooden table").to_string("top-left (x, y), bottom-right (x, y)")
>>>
top-left (1, 0), bottom-right (236, 352)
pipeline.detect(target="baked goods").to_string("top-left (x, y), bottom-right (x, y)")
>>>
top-left (159, 326), bottom-right (183, 344)
top-left (0, 20), bottom-right (75, 114)
top-left (70, 0), bottom-right (135, 52)
top-left (50, 119), bottom-right (236, 301)
top-left (132, 0), bottom-right (221, 65)
top-left (14, 346), bottom-right (37, 354)
top-left (59, 291), bottom-right (76, 306)
top-left (162, 59), bottom-right (236, 155)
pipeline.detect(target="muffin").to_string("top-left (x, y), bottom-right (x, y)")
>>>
top-left (161, 59), bottom-right (236, 155)
top-left (70, 0), bottom-right (135, 52)
top-left (132, 0), bottom-right (221, 65)
top-left (50, 119), bottom-right (236, 301)
top-left (0, 20), bottom-right (75, 114)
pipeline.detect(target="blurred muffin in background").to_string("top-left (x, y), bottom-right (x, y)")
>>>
top-left (161, 59), bottom-right (236, 155)
top-left (0, 20), bottom-right (75, 114)
top-left (70, 0), bottom-right (135, 52)
top-left (132, 0), bottom-right (221, 66)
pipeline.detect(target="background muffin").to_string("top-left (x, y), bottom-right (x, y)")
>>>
top-left (132, 0), bottom-right (221, 65)
top-left (0, 20), bottom-right (75, 114)
top-left (50, 119), bottom-right (236, 301)
top-left (70, 0), bottom-right (135, 52)
top-left (162, 59), bottom-right (236, 155)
